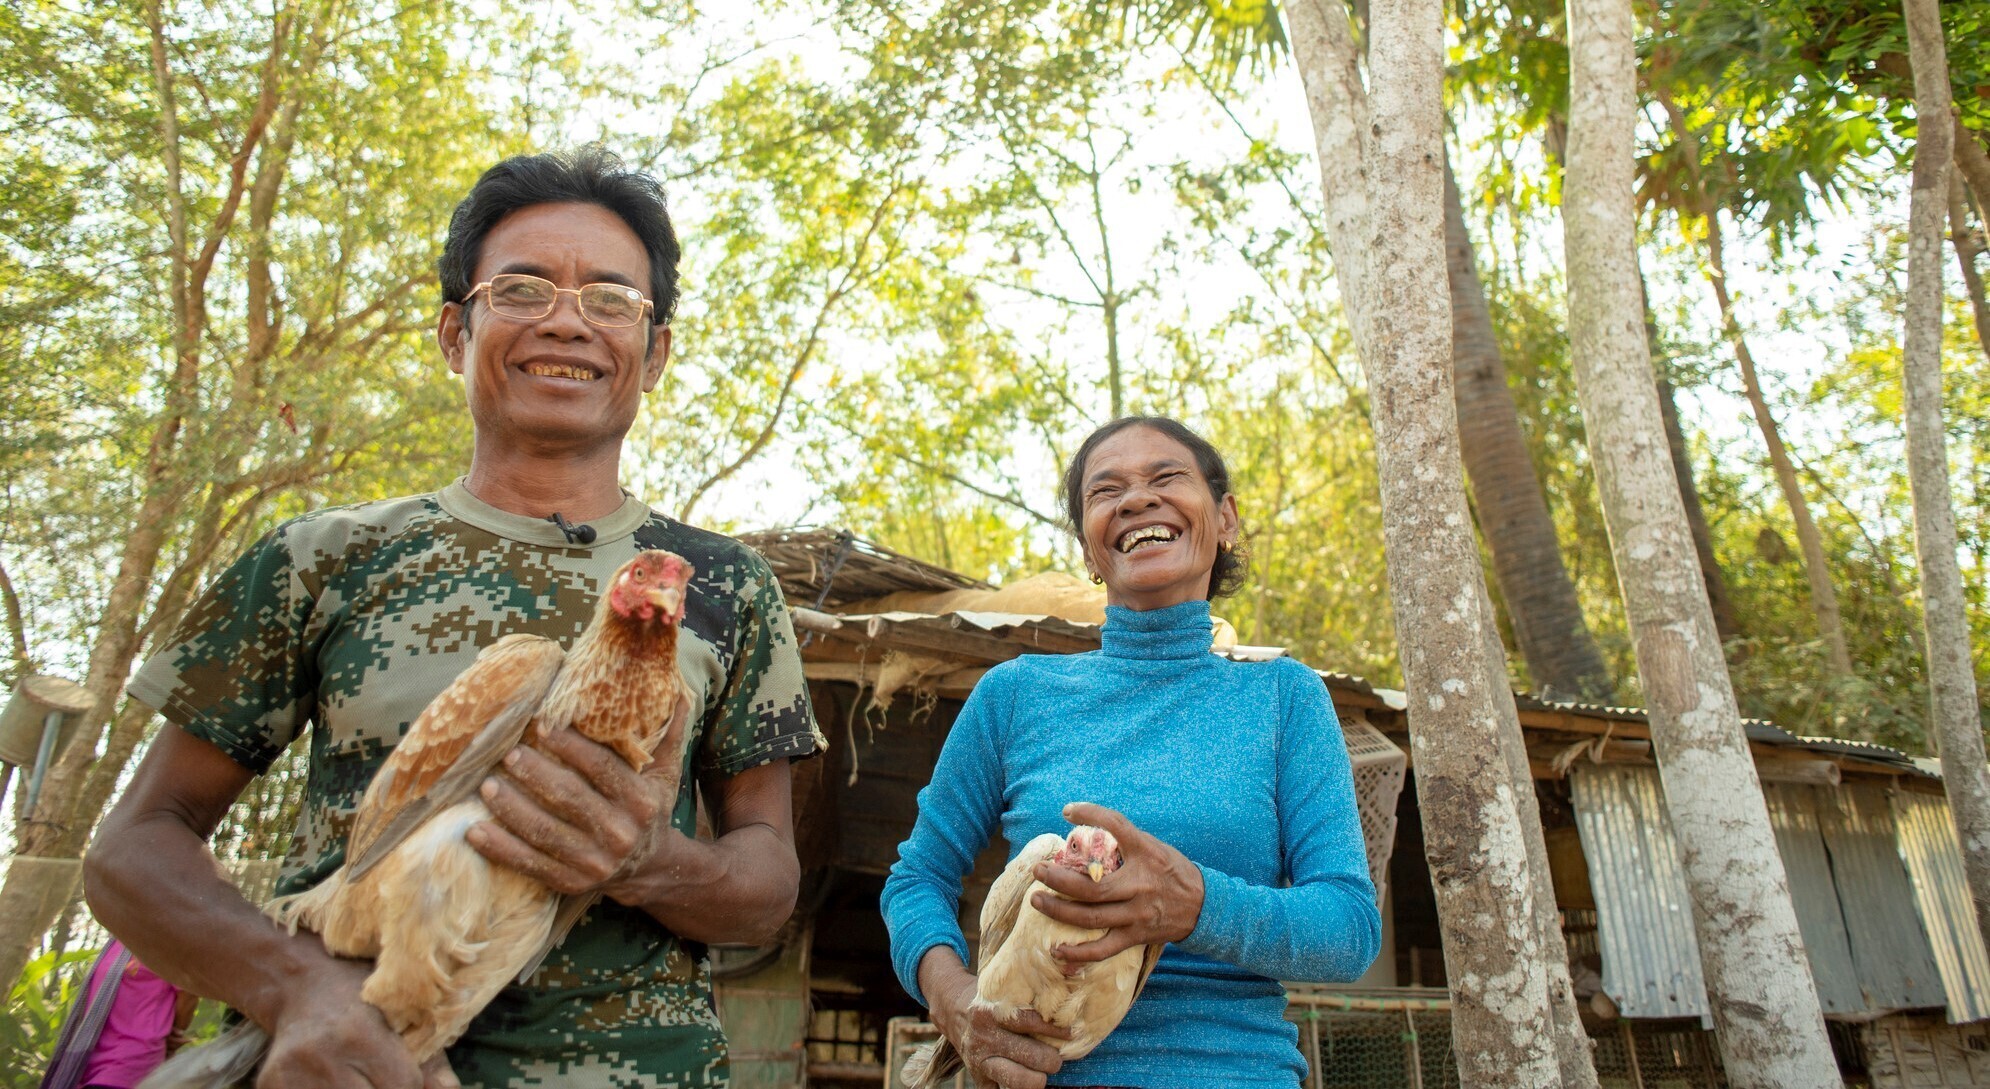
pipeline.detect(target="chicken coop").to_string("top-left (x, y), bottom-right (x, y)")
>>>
top-left (720, 528), bottom-right (1990, 1089)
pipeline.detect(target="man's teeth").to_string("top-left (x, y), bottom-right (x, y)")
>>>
top-left (524, 364), bottom-right (599, 381)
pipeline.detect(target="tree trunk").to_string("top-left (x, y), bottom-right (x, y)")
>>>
top-left (1446, 156), bottom-right (1615, 703)
top-left (1951, 172), bottom-right (1990, 364)
top-left (1563, 0), bottom-right (1839, 1083)
top-left (1708, 233), bottom-right (1853, 675)
top-left (1482, 581), bottom-right (1601, 1089)
top-left (1286, 0), bottom-right (1568, 1081)
top-left (1952, 114), bottom-right (1990, 246)
top-left (1659, 93), bottom-right (1853, 678)
top-left (0, 480), bottom-right (184, 990)
top-left (1903, 0), bottom-right (1990, 956)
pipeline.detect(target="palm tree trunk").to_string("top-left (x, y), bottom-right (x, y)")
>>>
top-left (1563, 0), bottom-right (1838, 1083)
top-left (1902, 0), bottom-right (1990, 956)
top-left (1446, 156), bottom-right (1615, 702)
top-left (1658, 92), bottom-right (1853, 678)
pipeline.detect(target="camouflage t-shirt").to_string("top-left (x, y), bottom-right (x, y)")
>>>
top-left (128, 480), bottom-right (823, 1089)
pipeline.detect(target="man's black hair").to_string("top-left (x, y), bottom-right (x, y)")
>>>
top-left (1058, 415), bottom-right (1249, 599)
top-left (440, 146), bottom-right (682, 336)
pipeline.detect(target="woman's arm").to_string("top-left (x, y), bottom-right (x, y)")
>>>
top-left (879, 680), bottom-right (1009, 1004)
top-left (883, 672), bottom-right (1071, 1088)
top-left (1175, 659), bottom-right (1380, 980)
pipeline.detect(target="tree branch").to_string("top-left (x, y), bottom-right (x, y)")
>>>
top-left (678, 180), bottom-right (909, 520)
top-left (0, 554), bottom-right (32, 682)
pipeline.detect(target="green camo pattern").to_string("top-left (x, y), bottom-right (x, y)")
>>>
top-left (129, 482), bottom-right (823, 1088)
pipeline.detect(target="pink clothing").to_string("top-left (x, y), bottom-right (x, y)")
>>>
top-left (76, 945), bottom-right (181, 1089)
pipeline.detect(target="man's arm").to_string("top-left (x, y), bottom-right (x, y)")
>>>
top-left (470, 736), bottom-right (801, 947)
top-left (618, 757), bottom-right (800, 946)
top-left (86, 725), bottom-right (432, 1089)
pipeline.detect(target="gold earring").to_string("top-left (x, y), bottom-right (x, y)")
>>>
top-left (1088, 570), bottom-right (1103, 585)
top-left (1218, 539), bottom-right (1235, 554)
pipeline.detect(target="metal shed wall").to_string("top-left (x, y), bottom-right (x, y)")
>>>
top-left (1820, 784), bottom-right (1946, 1011)
top-left (1569, 765), bottom-right (1710, 1020)
top-left (1571, 769), bottom-right (1950, 1021)
top-left (1894, 790), bottom-right (1990, 1023)
top-left (1763, 783), bottom-right (1865, 1015)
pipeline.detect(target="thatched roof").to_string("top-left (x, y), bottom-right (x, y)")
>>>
top-left (736, 526), bottom-right (992, 610)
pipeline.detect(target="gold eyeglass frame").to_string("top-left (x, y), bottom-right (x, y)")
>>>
top-left (464, 273), bottom-right (656, 329)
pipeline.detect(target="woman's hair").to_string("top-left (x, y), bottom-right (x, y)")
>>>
top-left (1059, 415), bottom-right (1249, 599)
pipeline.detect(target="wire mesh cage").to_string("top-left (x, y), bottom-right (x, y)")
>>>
top-left (1284, 988), bottom-right (1458, 1089)
top-left (1288, 992), bottom-right (1726, 1089)
top-left (1585, 1020), bottom-right (1727, 1089)
top-left (883, 1017), bottom-right (963, 1089)
top-left (884, 998), bottom-right (1730, 1088)
top-left (1341, 713), bottom-right (1407, 902)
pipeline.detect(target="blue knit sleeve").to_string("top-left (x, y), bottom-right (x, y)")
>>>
top-left (880, 668), bottom-right (1011, 1007)
top-left (1176, 658), bottom-right (1381, 982)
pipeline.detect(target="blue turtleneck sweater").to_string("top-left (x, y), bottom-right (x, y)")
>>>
top-left (881, 600), bottom-right (1380, 1088)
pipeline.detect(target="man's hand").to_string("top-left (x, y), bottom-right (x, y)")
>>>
top-left (257, 955), bottom-right (438, 1089)
top-left (1030, 802), bottom-right (1204, 967)
top-left (468, 726), bottom-right (674, 902)
top-left (918, 948), bottom-right (1069, 1089)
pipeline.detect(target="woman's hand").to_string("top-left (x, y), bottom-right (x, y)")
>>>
top-left (1030, 802), bottom-right (1205, 966)
top-left (917, 947), bottom-right (1070, 1089)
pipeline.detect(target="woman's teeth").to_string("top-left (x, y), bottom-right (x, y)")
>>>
top-left (1116, 527), bottom-right (1179, 552)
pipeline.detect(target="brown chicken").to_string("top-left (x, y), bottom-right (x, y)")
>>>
top-left (141, 550), bottom-right (695, 1089)
top-left (903, 826), bottom-right (1163, 1089)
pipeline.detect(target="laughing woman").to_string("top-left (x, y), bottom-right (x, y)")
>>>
top-left (881, 416), bottom-right (1381, 1089)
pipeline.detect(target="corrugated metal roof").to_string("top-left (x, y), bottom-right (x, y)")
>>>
top-left (1821, 784), bottom-right (1946, 1011)
top-left (1569, 765), bottom-right (1710, 1020)
top-left (1763, 784), bottom-right (1864, 1014)
top-left (751, 529), bottom-right (1938, 779)
top-left (1893, 790), bottom-right (1990, 1022)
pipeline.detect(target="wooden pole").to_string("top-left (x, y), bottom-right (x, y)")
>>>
top-left (1621, 1021), bottom-right (1644, 1089)
top-left (23, 711), bottom-right (66, 819)
top-left (1404, 1007), bottom-right (1425, 1089)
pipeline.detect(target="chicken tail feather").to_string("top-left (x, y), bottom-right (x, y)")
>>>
top-left (135, 1020), bottom-right (268, 1089)
top-left (900, 1036), bottom-right (962, 1089)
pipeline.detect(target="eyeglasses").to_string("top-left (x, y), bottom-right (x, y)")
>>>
top-left (464, 273), bottom-right (655, 328)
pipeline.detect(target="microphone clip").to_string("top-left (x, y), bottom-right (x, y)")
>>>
top-left (548, 512), bottom-right (597, 545)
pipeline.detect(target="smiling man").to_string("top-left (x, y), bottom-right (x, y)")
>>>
top-left (86, 148), bottom-right (823, 1089)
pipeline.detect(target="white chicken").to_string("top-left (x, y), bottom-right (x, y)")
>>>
top-left (904, 825), bottom-right (1162, 1088)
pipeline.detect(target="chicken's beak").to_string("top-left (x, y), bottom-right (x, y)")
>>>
top-left (646, 586), bottom-right (682, 617)
top-left (1087, 860), bottom-right (1105, 883)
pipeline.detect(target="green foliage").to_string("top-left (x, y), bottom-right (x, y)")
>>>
top-left (0, 945), bottom-right (98, 1087)
top-left (5, 15), bottom-right (1989, 1069)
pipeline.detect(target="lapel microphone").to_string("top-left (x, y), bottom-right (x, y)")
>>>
top-left (548, 512), bottom-right (597, 545)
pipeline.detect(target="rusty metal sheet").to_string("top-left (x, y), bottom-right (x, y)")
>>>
top-left (1893, 790), bottom-right (1990, 1022)
top-left (1819, 783), bottom-right (1945, 1011)
top-left (1569, 764), bottom-right (1709, 1020)
top-left (1763, 783), bottom-right (1864, 1014)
